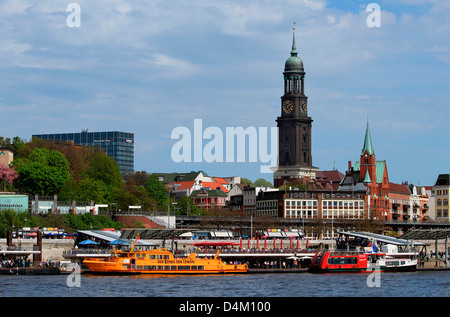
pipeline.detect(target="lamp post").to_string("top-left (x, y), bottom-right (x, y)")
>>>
top-left (168, 202), bottom-right (177, 229)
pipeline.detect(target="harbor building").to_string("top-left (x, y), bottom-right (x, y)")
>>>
top-left (32, 130), bottom-right (134, 174)
top-left (432, 174), bottom-right (450, 222)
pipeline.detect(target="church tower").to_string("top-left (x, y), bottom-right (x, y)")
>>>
top-left (274, 25), bottom-right (318, 187)
top-left (360, 120), bottom-right (376, 185)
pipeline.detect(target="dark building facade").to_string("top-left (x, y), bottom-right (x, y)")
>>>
top-left (32, 130), bottom-right (134, 173)
top-left (274, 26), bottom-right (318, 187)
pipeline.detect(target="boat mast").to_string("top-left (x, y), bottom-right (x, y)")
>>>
top-left (130, 233), bottom-right (140, 252)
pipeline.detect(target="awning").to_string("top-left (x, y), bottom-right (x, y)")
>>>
top-left (211, 231), bottom-right (233, 238)
top-left (192, 241), bottom-right (240, 247)
top-left (108, 239), bottom-right (129, 245)
top-left (78, 239), bottom-right (99, 245)
top-left (121, 228), bottom-right (189, 240)
top-left (77, 230), bottom-right (121, 242)
top-left (400, 229), bottom-right (450, 240)
top-left (337, 231), bottom-right (427, 246)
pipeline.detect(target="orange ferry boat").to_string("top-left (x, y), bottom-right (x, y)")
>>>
top-left (83, 237), bottom-right (248, 274)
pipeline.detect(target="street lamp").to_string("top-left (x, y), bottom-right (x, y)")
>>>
top-left (168, 202), bottom-right (177, 229)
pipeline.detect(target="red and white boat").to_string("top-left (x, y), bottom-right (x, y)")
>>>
top-left (309, 231), bottom-right (422, 273)
top-left (309, 250), bottom-right (417, 273)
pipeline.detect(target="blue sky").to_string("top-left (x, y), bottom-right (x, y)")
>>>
top-left (0, 0), bottom-right (448, 186)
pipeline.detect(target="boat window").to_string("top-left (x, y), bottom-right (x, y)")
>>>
top-left (150, 255), bottom-right (155, 259)
top-left (164, 266), bottom-right (170, 270)
top-left (157, 255), bottom-right (162, 259)
top-left (141, 254), bottom-right (146, 259)
top-left (164, 255), bottom-right (170, 259)
top-left (328, 256), bottom-right (358, 265)
top-left (157, 266), bottom-right (163, 270)
top-left (171, 266), bottom-right (177, 270)
top-left (144, 266), bottom-right (150, 270)
top-left (192, 266), bottom-right (197, 270)
top-left (198, 266), bottom-right (204, 270)
top-left (137, 265), bottom-right (143, 270)
top-left (150, 266), bottom-right (156, 270)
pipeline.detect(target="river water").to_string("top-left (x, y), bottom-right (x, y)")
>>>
top-left (0, 271), bottom-right (448, 298)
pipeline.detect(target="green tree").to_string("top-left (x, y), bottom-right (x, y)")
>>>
top-left (84, 152), bottom-right (122, 188)
top-left (115, 183), bottom-right (160, 212)
top-left (64, 213), bottom-right (123, 231)
top-left (0, 210), bottom-right (28, 238)
top-left (175, 196), bottom-right (201, 215)
top-left (83, 152), bottom-right (122, 202)
top-left (241, 178), bottom-right (254, 186)
top-left (13, 148), bottom-right (71, 195)
top-left (144, 174), bottom-right (168, 207)
top-left (254, 178), bottom-right (273, 188)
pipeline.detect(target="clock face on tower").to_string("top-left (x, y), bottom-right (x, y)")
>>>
top-left (300, 100), bottom-right (307, 113)
top-left (282, 100), bottom-right (294, 113)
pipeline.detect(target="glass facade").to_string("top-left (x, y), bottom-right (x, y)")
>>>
top-left (32, 131), bottom-right (134, 173)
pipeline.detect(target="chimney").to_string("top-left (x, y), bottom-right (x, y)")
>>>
top-left (348, 161), bottom-right (352, 170)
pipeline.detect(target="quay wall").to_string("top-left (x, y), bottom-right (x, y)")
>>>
top-left (0, 238), bottom-right (74, 261)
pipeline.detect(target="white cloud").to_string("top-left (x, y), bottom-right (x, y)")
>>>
top-left (0, 0), bottom-right (448, 184)
top-left (0, 0), bottom-right (32, 16)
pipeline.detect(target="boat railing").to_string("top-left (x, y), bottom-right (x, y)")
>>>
top-left (175, 248), bottom-right (317, 256)
top-left (328, 251), bottom-right (368, 256)
top-left (63, 249), bottom-right (111, 255)
top-left (0, 246), bottom-right (41, 252)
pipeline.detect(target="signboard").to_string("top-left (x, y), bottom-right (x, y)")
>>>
top-left (0, 195), bottom-right (29, 212)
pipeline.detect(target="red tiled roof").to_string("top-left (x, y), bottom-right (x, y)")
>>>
top-left (169, 180), bottom-right (229, 193)
top-left (389, 182), bottom-right (410, 194)
top-left (316, 170), bottom-right (345, 183)
top-left (213, 177), bottom-right (228, 184)
top-left (201, 181), bottom-right (229, 193)
top-left (168, 181), bottom-right (195, 191)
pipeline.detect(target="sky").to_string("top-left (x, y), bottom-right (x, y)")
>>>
top-left (0, 0), bottom-right (449, 186)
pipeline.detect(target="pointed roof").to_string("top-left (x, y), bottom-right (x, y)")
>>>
top-left (290, 23), bottom-right (298, 56)
top-left (362, 170), bottom-right (372, 183)
top-left (361, 120), bottom-right (374, 156)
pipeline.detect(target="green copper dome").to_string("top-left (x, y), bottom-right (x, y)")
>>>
top-left (284, 28), bottom-right (304, 73)
top-left (285, 56), bottom-right (303, 72)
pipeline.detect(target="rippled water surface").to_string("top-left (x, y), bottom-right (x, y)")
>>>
top-left (0, 271), bottom-right (448, 297)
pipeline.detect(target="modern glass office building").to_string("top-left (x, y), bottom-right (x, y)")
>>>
top-left (32, 130), bottom-right (134, 173)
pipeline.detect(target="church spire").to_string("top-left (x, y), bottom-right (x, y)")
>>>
top-left (291, 22), bottom-right (298, 56)
top-left (361, 120), bottom-right (374, 155)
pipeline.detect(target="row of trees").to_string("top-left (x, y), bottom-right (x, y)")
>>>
top-left (1, 136), bottom-right (270, 216)
top-left (0, 209), bottom-right (123, 237)
top-left (1, 136), bottom-right (174, 213)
